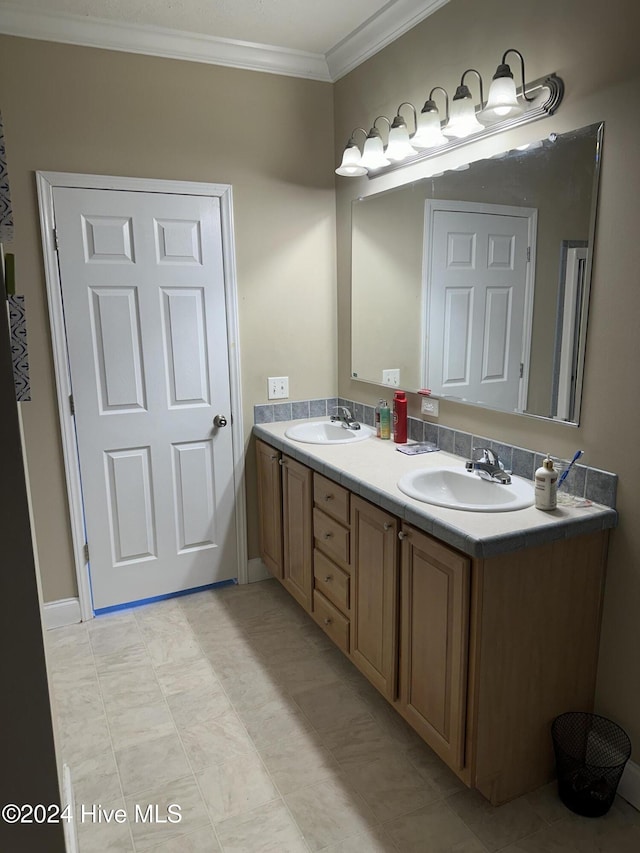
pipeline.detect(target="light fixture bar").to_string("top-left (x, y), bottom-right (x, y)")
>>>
top-left (366, 74), bottom-right (563, 178)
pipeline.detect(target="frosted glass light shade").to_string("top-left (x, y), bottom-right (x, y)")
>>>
top-left (385, 121), bottom-right (417, 161)
top-left (481, 75), bottom-right (524, 122)
top-left (335, 144), bottom-right (367, 176)
top-left (444, 90), bottom-right (485, 139)
top-left (360, 132), bottom-right (390, 170)
top-left (412, 106), bottom-right (447, 149)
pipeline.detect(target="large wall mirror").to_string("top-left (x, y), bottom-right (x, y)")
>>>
top-left (351, 122), bottom-right (603, 424)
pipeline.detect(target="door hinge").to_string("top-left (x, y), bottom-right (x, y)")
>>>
top-left (520, 362), bottom-right (524, 378)
top-left (53, 227), bottom-right (59, 251)
top-left (69, 394), bottom-right (75, 415)
top-left (83, 543), bottom-right (90, 563)
top-left (526, 246), bottom-right (531, 261)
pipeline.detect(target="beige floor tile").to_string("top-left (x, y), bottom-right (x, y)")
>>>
top-left (320, 716), bottom-right (401, 770)
top-left (214, 799), bottom-right (309, 853)
top-left (71, 748), bottom-right (122, 805)
top-left (49, 660), bottom-right (98, 692)
top-left (145, 825), bottom-right (222, 852)
top-left (202, 637), bottom-right (265, 679)
top-left (346, 752), bottom-right (440, 822)
top-left (447, 788), bottom-right (545, 852)
top-left (215, 663), bottom-right (285, 712)
top-left (166, 683), bottom-right (232, 729)
top-left (88, 617), bottom-right (144, 658)
top-left (524, 781), bottom-right (572, 825)
top-left (124, 774), bottom-right (211, 850)
top-left (154, 657), bottom-right (220, 697)
top-left (292, 680), bottom-right (374, 734)
top-left (320, 825), bottom-right (400, 853)
top-left (94, 644), bottom-right (153, 675)
top-left (75, 797), bottom-right (135, 852)
top-left (237, 695), bottom-right (315, 750)
top-left (284, 775), bottom-right (380, 852)
top-left (59, 711), bottom-right (113, 766)
top-left (46, 623), bottom-right (93, 667)
top-left (384, 800), bottom-right (487, 853)
top-left (53, 680), bottom-right (105, 722)
top-left (269, 655), bottom-right (347, 696)
top-left (115, 733), bottom-right (192, 796)
top-left (196, 751), bottom-right (279, 822)
top-left (107, 700), bottom-right (176, 750)
top-left (406, 742), bottom-right (468, 798)
top-left (259, 731), bottom-right (341, 795)
top-left (179, 708), bottom-right (256, 771)
top-left (99, 666), bottom-right (164, 713)
top-left (499, 815), bottom-right (640, 852)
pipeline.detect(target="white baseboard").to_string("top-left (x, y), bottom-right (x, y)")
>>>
top-left (247, 557), bottom-right (272, 583)
top-left (43, 597), bottom-right (82, 630)
top-left (62, 763), bottom-right (79, 853)
top-left (618, 759), bottom-right (640, 811)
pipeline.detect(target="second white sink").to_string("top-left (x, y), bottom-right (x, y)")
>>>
top-left (397, 466), bottom-right (534, 512)
top-left (285, 420), bottom-right (375, 445)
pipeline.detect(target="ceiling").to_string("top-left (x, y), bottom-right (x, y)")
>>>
top-left (0, 0), bottom-right (449, 81)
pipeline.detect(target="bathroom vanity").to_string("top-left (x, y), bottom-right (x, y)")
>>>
top-left (254, 421), bottom-right (617, 805)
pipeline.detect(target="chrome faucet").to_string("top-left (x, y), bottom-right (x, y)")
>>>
top-left (330, 405), bottom-right (361, 430)
top-left (465, 447), bottom-right (511, 484)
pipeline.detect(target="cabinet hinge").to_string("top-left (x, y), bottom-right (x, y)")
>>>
top-left (520, 363), bottom-right (524, 379)
top-left (526, 246), bottom-right (531, 261)
top-left (83, 542), bottom-right (90, 563)
top-left (69, 394), bottom-right (75, 415)
top-left (53, 227), bottom-right (59, 251)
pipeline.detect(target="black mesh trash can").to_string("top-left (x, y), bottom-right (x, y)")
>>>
top-left (552, 712), bottom-right (631, 817)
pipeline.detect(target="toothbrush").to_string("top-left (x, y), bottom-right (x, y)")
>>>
top-left (558, 450), bottom-right (584, 488)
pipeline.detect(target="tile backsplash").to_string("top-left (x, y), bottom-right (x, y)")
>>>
top-left (253, 396), bottom-right (618, 509)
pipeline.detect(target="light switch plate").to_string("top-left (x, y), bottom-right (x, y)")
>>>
top-left (382, 368), bottom-right (400, 387)
top-left (268, 376), bottom-right (289, 400)
top-left (421, 397), bottom-right (439, 417)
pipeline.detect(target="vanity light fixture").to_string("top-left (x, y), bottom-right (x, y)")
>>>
top-left (360, 117), bottom-right (392, 170)
top-left (335, 127), bottom-right (367, 176)
top-left (444, 70), bottom-right (485, 138)
top-left (412, 87), bottom-right (449, 149)
top-left (334, 48), bottom-right (564, 179)
top-left (386, 103), bottom-right (419, 161)
top-left (480, 49), bottom-right (533, 122)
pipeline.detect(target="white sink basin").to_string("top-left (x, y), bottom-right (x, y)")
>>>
top-left (285, 420), bottom-right (375, 445)
top-left (397, 466), bottom-right (534, 512)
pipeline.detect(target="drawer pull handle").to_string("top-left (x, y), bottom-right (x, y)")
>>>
top-left (398, 530), bottom-right (409, 541)
top-left (324, 617), bottom-right (332, 625)
top-left (383, 522), bottom-right (392, 531)
top-left (278, 458), bottom-right (286, 466)
top-left (324, 575), bottom-right (332, 582)
top-left (323, 532), bottom-right (333, 539)
top-left (324, 493), bottom-right (334, 501)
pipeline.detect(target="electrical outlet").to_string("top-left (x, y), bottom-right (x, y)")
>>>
top-left (382, 368), bottom-right (400, 387)
top-left (421, 397), bottom-right (439, 417)
top-left (267, 376), bottom-right (289, 400)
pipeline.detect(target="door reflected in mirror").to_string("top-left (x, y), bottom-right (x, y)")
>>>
top-left (350, 122), bottom-right (603, 424)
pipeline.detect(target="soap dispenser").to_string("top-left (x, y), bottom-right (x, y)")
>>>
top-left (535, 454), bottom-right (558, 511)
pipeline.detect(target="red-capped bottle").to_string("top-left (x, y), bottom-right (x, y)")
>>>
top-left (393, 390), bottom-right (407, 443)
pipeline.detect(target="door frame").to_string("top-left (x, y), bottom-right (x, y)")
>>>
top-left (422, 198), bottom-right (538, 413)
top-left (36, 171), bottom-right (248, 621)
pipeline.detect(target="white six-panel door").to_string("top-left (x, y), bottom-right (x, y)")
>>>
top-left (424, 200), bottom-right (536, 413)
top-left (52, 187), bottom-right (237, 611)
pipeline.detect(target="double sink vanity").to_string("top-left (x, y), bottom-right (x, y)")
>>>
top-left (254, 416), bottom-right (617, 806)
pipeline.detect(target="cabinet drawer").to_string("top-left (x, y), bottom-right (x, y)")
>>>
top-left (313, 507), bottom-right (350, 568)
top-left (314, 549), bottom-right (350, 613)
top-left (314, 474), bottom-right (350, 524)
top-left (313, 590), bottom-right (350, 654)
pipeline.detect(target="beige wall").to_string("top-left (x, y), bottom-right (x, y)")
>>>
top-left (335, 0), bottom-right (640, 753)
top-left (0, 36), bottom-right (336, 600)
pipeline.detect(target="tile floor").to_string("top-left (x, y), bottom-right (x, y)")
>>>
top-left (46, 578), bottom-right (639, 852)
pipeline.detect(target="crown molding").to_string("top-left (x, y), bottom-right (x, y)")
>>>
top-left (0, 0), bottom-right (449, 82)
top-left (326, 0), bottom-right (450, 81)
top-left (0, 4), bottom-right (331, 81)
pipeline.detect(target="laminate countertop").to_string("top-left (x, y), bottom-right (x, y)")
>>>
top-left (254, 420), bottom-right (618, 559)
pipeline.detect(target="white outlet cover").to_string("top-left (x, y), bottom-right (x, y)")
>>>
top-left (421, 397), bottom-right (439, 417)
top-left (268, 376), bottom-right (289, 400)
top-left (382, 369), bottom-right (400, 386)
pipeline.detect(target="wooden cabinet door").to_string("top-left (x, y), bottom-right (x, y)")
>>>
top-left (255, 439), bottom-right (283, 579)
top-left (282, 455), bottom-right (313, 612)
top-left (350, 496), bottom-right (399, 699)
top-left (399, 525), bottom-right (470, 771)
